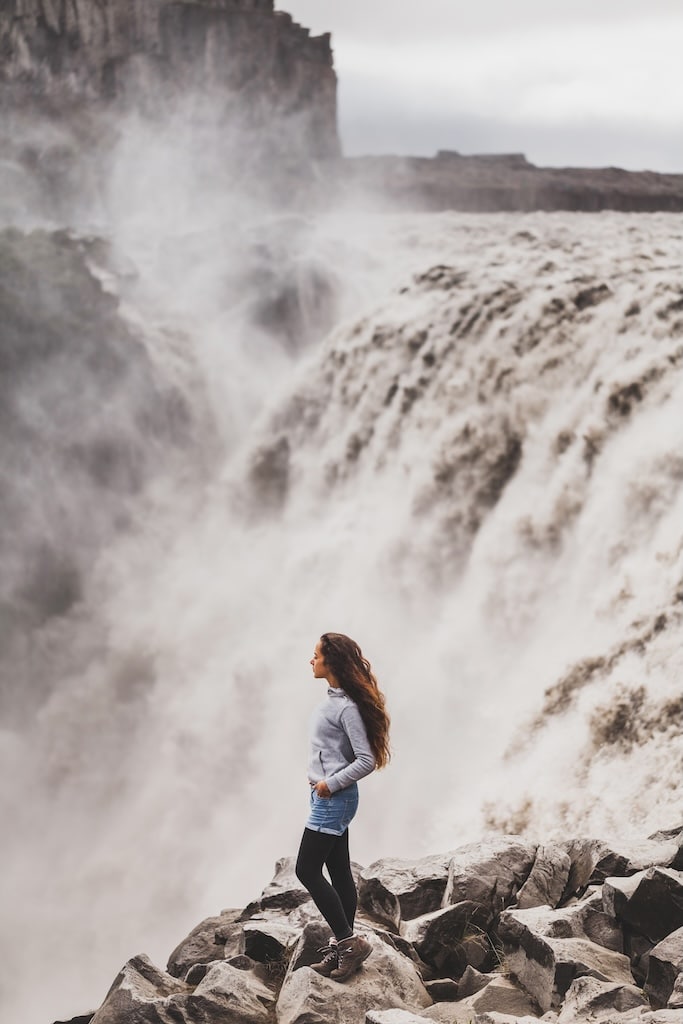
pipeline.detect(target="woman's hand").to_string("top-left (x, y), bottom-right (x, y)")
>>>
top-left (314, 780), bottom-right (331, 798)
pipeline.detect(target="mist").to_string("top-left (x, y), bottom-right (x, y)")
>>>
top-left (2, 36), bottom-right (683, 1024)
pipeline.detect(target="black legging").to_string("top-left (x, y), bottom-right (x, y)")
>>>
top-left (295, 828), bottom-right (357, 941)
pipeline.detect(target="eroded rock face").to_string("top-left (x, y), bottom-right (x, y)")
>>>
top-left (443, 838), bottom-right (538, 914)
top-left (359, 852), bottom-right (457, 929)
top-left (0, 0), bottom-right (339, 159)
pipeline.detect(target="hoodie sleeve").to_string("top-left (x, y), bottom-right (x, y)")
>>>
top-left (325, 703), bottom-right (376, 793)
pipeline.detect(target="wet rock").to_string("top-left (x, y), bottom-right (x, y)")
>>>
top-left (277, 931), bottom-right (431, 1024)
top-left (516, 844), bottom-right (571, 910)
top-left (359, 852), bottom-right (456, 928)
top-left (557, 976), bottom-right (648, 1021)
top-left (443, 838), bottom-right (538, 914)
top-left (603, 868), bottom-right (683, 943)
top-left (167, 908), bottom-right (243, 977)
top-left (645, 926), bottom-right (683, 1007)
top-left (401, 901), bottom-right (492, 976)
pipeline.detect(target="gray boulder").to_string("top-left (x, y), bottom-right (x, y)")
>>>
top-left (468, 976), bottom-right (539, 1017)
top-left (258, 857), bottom-right (312, 913)
top-left (557, 976), bottom-right (648, 1021)
top-left (167, 909), bottom-right (243, 977)
top-left (500, 909), bottom-right (634, 1012)
top-left (669, 972), bottom-right (683, 1007)
top-left (424, 979), bottom-right (459, 1001)
top-left (443, 838), bottom-right (537, 914)
top-left (277, 931), bottom-right (432, 1024)
top-left (457, 966), bottom-right (496, 998)
top-left (359, 852), bottom-right (458, 929)
top-left (91, 954), bottom-right (274, 1024)
top-left (645, 926), bottom-right (683, 1007)
top-left (603, 867), bottom-right (683, 942)
top-left (500, 902), bottom-right (622, 952)
top-left (516, 844), bottom-right (571, 910)
top-left (561, 837), bottom-right (679, 898)
top-left (242, 918), bottom-right (300, 964)
top-left (401, 901), bottom-right (492, 977)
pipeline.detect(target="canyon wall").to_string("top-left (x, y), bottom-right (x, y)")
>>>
top-left (0, 0), bottom-right (339, 159)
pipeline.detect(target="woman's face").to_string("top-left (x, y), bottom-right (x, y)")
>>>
top-left (310, 641), bottom-right (329, 680)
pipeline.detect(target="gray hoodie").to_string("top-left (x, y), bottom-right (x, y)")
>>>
top-left (307, 686), bottom-right (376, 794)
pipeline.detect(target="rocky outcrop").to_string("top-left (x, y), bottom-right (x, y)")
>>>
top-left (75, 825), bottom-right (683, 1024)
top-left (327, 153), bottom-right (683, 214)
top-left (0, 0), bottom-right (339, 158)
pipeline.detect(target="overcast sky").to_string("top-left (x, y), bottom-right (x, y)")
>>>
top-left (276, 1), bottom-right (683, 172)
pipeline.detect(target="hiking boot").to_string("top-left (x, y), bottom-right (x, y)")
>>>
top-left (310, 940), bottom-right (338, 976)
top-left (330, 934), bottom-right (372, 981)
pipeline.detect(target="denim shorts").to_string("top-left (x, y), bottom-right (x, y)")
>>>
top-left (305, 782), bottom-right (359, 836)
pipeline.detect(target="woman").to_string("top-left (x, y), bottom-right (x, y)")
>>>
top-left (295, 632), bottom-right (391, 982)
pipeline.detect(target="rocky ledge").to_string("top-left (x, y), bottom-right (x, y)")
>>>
top-left (60, 827), bottom-right (683, 1024)
top-left (328, 152), bottom-right (683, 213)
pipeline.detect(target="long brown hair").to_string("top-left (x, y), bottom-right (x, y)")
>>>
top-left (320, 632), bottom-right (391, 770)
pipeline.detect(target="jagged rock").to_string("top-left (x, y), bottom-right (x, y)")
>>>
top-left (258, 857), bottom-right (312, 912)
top-left (52, 1016), bottom-right (95, 1024)
top-left (516, 845), bottom-right (571, 909)
top-left (91, 955), bottom-right (188, 1023)
top-left (500, 910), bottom-right (634, 1012)
top-left (359, 852), bottom-right (457, 928)
top-left (277, 931), bottom-right (432, 1024)
top-left (443, 838), bottom-right (537, 914)
top-left (401, 901), bottom-right (492, 976)
top-left (669, 972), bottom-right (683, 1007)
top-left (421, 977), bottom-right (539, 1023)
top-left (91, 955), bottom-right (274, 1023)
top-left (167, 909), bottom-right (243, 977)
top-left (242, 918), bottom-right (300, 963)
top-left (457, 966), bottom-right (495, 998)
top-left (424, 979), bottom-right (459, 1001)
top-left (557, 976), bottom-right (649, 1021)
top-left (645, 926), bottom-right (683, 1007)
top-left (468, 976), bottom-right (539, 1017)
top-left (500, 902), bottom-right (622, 952)
top-left (603, 867), bottom-right (683, 942)
top-left (561, 837), bottom-right (680, 897)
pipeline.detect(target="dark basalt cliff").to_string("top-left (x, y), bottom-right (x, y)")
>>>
top-left (0, 0), bottom-right (339, 159)
top-left (327, 150), bottom-right (683, 214)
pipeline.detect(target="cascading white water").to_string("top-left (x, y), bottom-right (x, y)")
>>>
top-left (1, 106), bottom-right (682, 1024)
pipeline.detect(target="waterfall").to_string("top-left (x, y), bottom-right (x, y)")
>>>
top-left (1, 106), bottom-right (682, 1023)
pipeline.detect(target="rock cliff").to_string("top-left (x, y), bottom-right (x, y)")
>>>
top-left (59, 828), bottom-right (683, 1024)
top-left (0, 0), bottom-right (339, 159)
top-left (326, 151), bottom-right (683, 214)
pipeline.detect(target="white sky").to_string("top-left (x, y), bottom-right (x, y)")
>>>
top-left (276, 1), bottom-right (683, 172)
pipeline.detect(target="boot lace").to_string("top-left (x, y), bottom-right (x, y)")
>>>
top-left (316, 943), bottom-right (338, 966)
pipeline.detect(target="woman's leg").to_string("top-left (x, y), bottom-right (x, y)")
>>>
top-left (324, 828), bottom-right (357, 932)
top-left (295, 828), bottom-right (353, 940)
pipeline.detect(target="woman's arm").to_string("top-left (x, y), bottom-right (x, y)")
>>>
top-left (325, 704), bottom-right (376, 794)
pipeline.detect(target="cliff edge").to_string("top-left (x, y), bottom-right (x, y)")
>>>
top-left (0, 0), bottom-right (339, 159)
